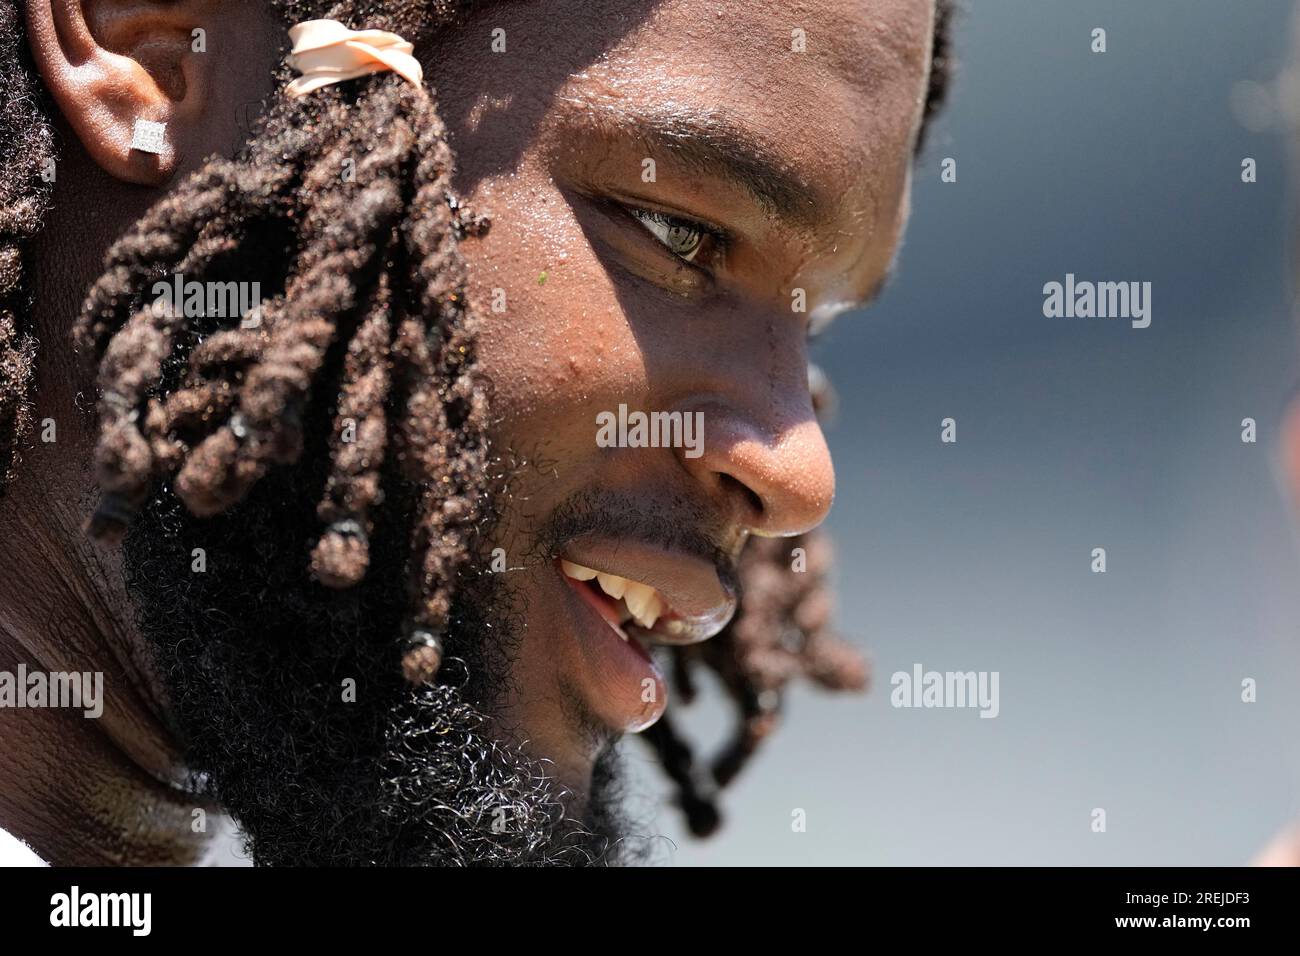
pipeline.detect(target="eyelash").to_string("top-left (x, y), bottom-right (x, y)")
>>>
top-left (625, 206), bottom-right (730, 269)
top-left (607, 201), bottom-right (841, 343)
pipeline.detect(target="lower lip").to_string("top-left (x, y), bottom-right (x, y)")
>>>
top-left (557, 566), bottom-right (667, 734)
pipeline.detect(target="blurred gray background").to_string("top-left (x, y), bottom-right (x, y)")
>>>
top-left (633, 0), bottom-right (1300, 865)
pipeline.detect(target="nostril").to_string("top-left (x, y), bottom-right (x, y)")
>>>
top-left (719, 472), bottom-right (763, 522)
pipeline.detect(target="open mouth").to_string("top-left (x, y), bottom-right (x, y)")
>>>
top-left (557, 544), bottom-right (736, 645)
top-left (560, 559), bottom-right (670, 636)
top-left (549, 541), bottom-right (736, 735)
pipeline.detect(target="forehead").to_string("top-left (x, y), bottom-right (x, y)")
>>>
top-left (496, 0), bottom-right (935, 286)
top-left (564, 0), bottom-right (933, 218)
top-left (590, 0), bottom-right (934, 138)
top-left (457, 0), bottom-right (937, 296)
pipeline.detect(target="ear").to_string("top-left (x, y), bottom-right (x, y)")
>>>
top-left (25, 1), bottom-right (216, 185)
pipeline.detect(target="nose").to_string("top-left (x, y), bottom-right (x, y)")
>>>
top-left (675, 399), bottom-right (836, 538)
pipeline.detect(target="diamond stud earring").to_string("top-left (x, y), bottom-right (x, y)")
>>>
top-left (129, 119), bottom-right (167, 155)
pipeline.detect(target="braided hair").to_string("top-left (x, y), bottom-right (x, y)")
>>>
top-left (0, 0), bottom-right (954, 836)
top-left (0, 0), bottom-right (56, 487)
top-left (71, 0), bottom-right (491, 684)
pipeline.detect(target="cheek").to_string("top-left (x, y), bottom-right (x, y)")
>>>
top-left (460, 181), bottom-right (648, 456)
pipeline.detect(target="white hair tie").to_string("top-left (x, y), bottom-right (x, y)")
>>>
top-left (285, 19), bottom-right (425, 98)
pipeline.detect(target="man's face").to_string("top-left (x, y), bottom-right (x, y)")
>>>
top-left (432, 0), bottom-right (933, 790)
top-left (118, 0), bottom-right (935, 865)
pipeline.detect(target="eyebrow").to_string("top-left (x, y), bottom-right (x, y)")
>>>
top-left (563, 101), bottom-right (833, 230)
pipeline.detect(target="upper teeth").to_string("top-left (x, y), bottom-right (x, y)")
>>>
top-left (561, 560), bottom-right (666, 630)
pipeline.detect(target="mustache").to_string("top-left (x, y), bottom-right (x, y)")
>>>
top-left (533, 488), bottom-right (742, 598)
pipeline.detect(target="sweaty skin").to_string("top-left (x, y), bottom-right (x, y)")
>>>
top-left (434, 0), bottom-right (931, 791)
top-left (0, 0), bottom-right (934, 862)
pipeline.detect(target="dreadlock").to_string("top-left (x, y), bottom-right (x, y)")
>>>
top-left (68, 0), bottom-right (491, 683)
top-left (0, 0), bottom-right (955, 837)
top-left (0, 0), bottom-right (55, 487)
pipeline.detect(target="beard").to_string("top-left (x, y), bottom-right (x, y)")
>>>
top-left (122, 460), bottom-right (632, 866)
